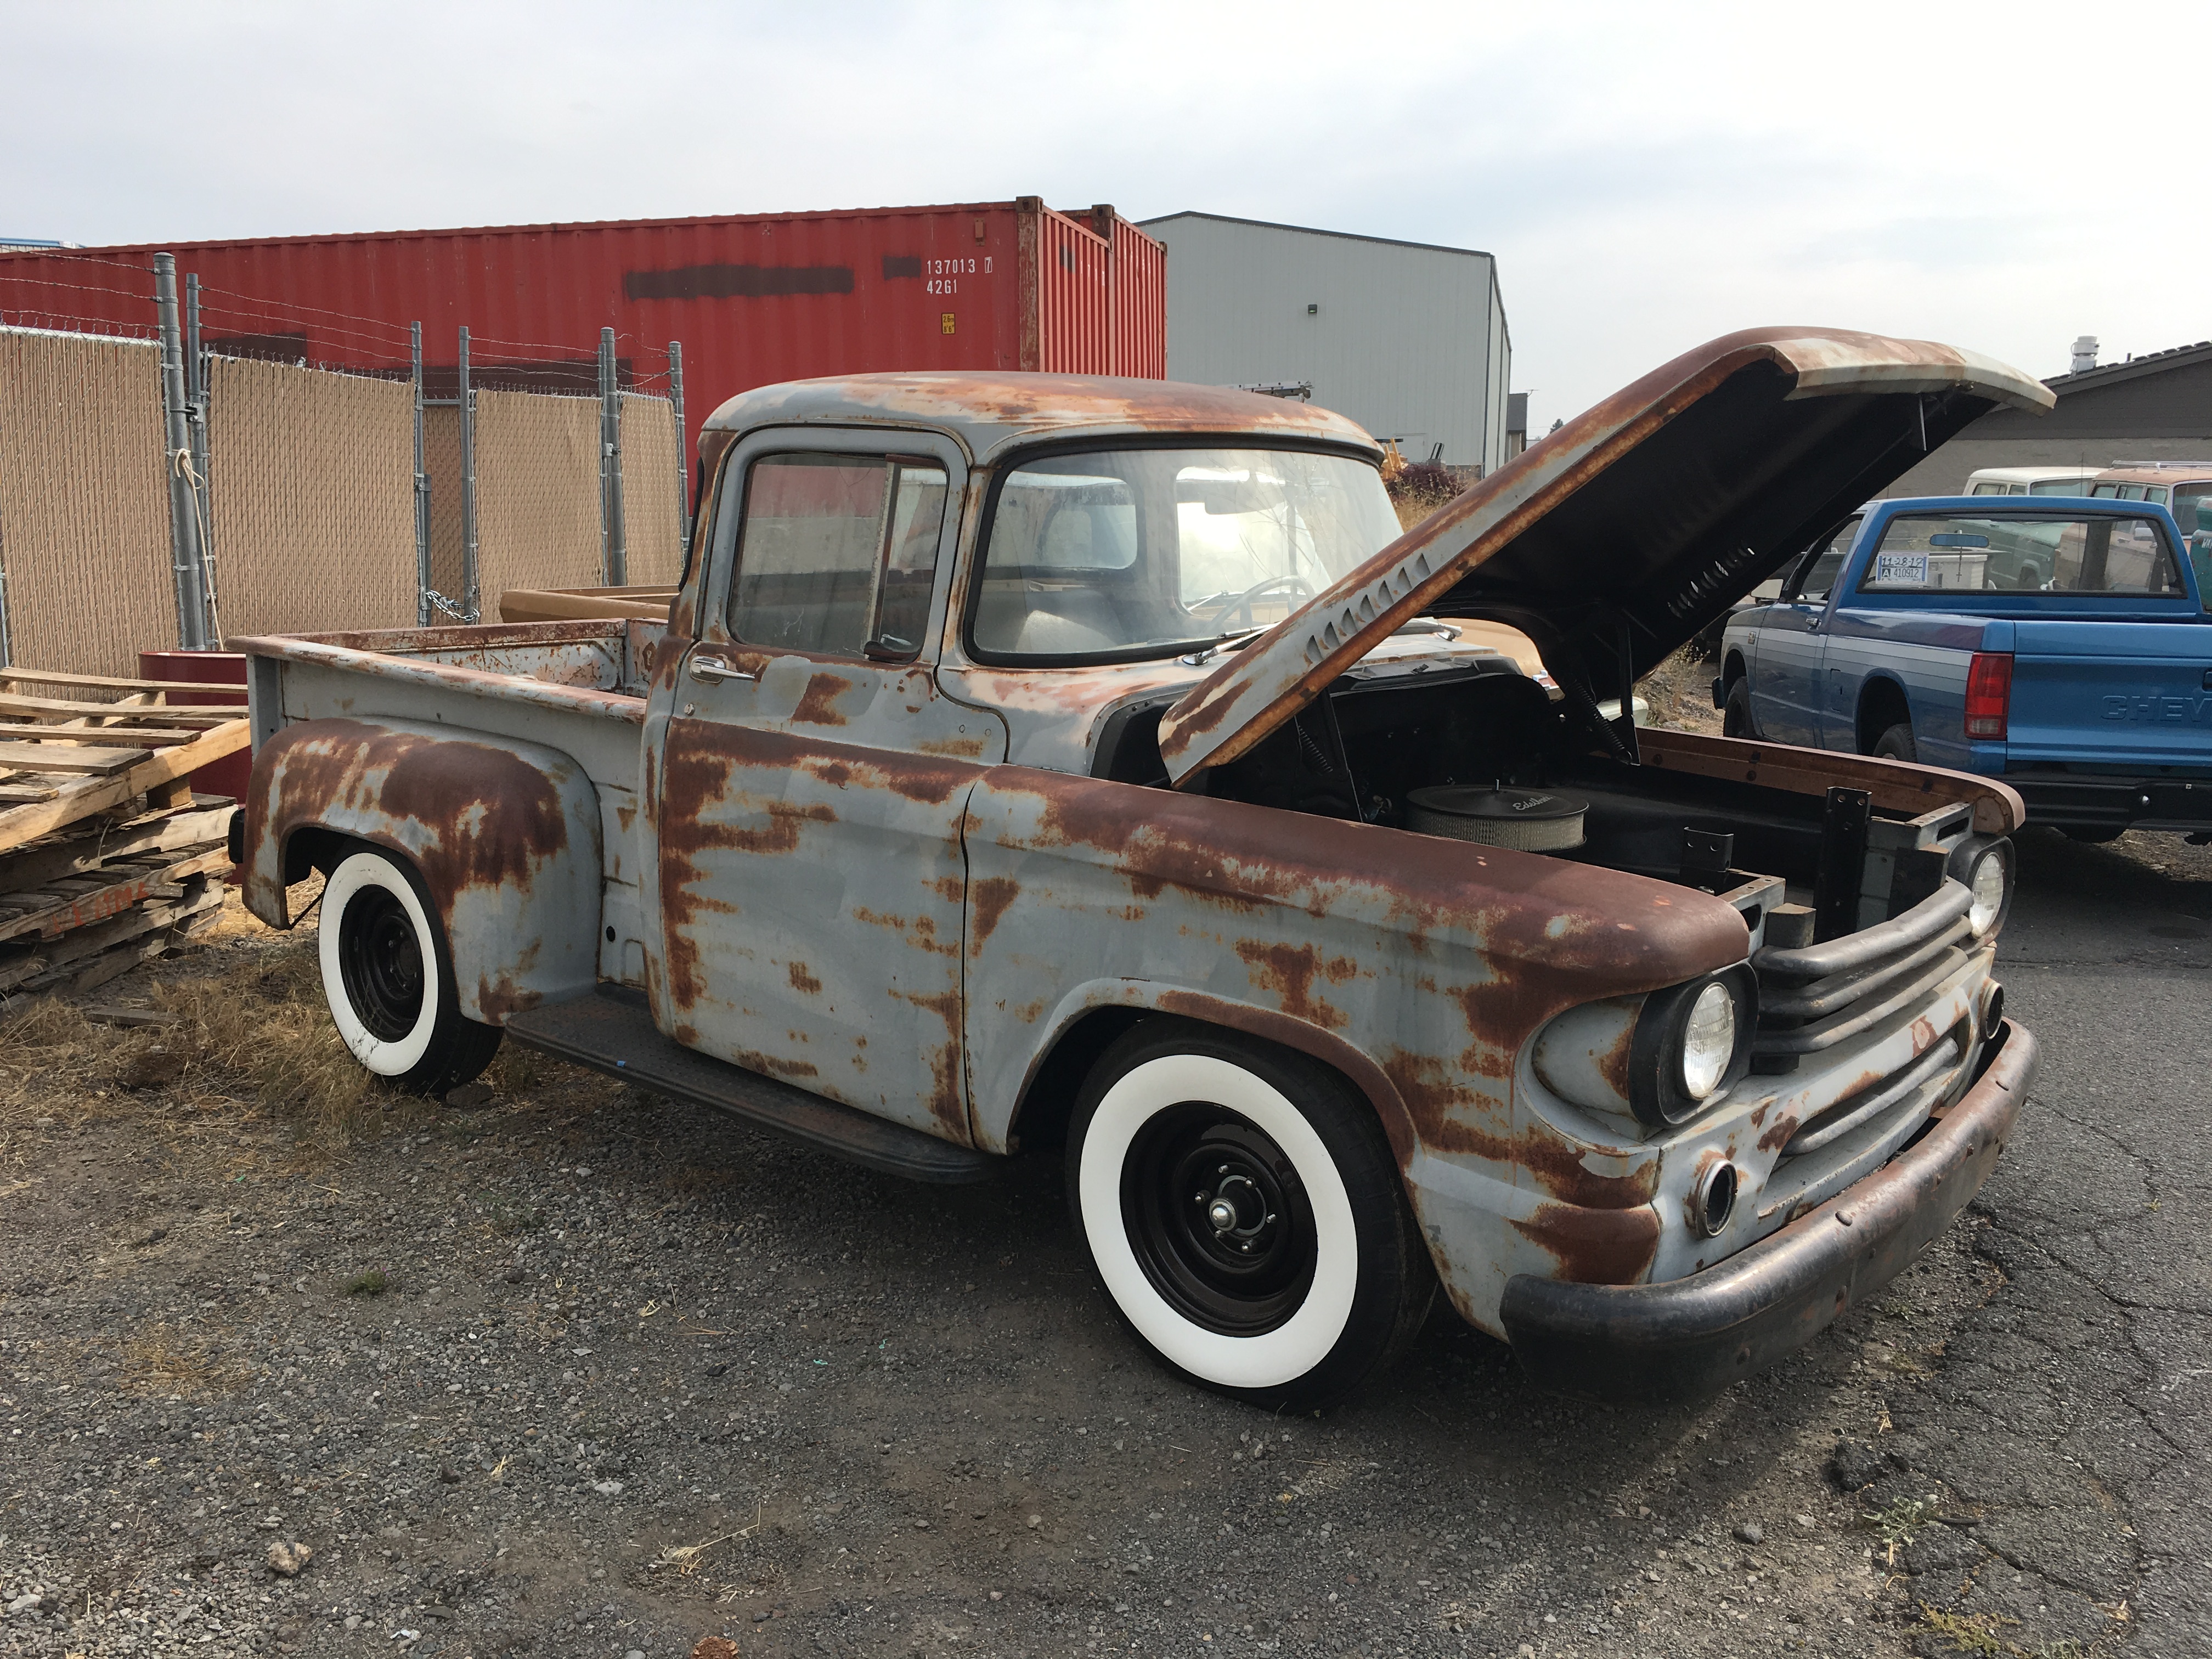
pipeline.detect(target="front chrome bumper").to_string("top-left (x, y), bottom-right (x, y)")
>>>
top-left (1497, 1020), bottom-right (2036, 1404)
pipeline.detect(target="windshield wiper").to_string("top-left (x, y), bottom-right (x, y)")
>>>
top-left (1176, 626), bottom-right (1272, 667)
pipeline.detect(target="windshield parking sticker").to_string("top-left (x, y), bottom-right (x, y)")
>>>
top-left (1875, 552), bottom-right (1928, 585)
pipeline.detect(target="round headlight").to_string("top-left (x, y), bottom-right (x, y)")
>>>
top-left (1680, 981), bottom-right (1737, 1099)
top-left (1968, 848), bottom-right (2008, 936)
top-left (1626, 968), bottom-right (1756, 1128)
top-left (1948, 836), bottom-right (2014, 941)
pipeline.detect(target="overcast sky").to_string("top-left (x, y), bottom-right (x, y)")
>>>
top-left (5, 0), bottom-right (2204, 431)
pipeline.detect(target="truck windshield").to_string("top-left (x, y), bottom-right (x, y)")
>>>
top-left (1858, 514), bottom-right (2185, 596)
top-left (969, 448), bottom-right (1400, 661)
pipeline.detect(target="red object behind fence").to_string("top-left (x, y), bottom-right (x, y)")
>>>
top-left (138, 650), bottom-right (250, 803)
top-left (0, 199), bottom-right (1167, 466)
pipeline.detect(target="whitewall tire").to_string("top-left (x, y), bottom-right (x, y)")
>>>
top-left (318, 847), bottom-right (501, 1094)
top-left (1066, 1019), bottom-right (1434, 1410)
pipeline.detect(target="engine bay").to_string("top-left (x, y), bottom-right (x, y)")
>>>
top-left (1098, 663), bottom-right (1978, 951)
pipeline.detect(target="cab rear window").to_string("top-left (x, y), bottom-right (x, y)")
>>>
top-left (1858, 514), bottom-right (2183, 596)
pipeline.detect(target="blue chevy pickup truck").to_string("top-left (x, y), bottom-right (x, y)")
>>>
top-left (1719, 495), bottom-right (2212, 841)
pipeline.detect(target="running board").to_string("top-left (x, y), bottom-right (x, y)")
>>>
top-left (501, 987), bottom-right (996, 1185)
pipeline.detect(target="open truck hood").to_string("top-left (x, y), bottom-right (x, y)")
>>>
top-left (1156, 326), bottom-right (2054, 787)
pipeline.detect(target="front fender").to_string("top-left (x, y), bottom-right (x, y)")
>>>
top-left (242, 717), bottom-right (602, 1023)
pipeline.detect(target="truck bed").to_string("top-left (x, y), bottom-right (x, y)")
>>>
top-left (233, 618), bottom-right (668, 967)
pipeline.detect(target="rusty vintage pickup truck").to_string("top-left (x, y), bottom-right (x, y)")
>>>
top-left (234, 327), bottom-right (2049, 1408)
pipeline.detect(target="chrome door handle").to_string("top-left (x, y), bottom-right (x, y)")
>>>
top-left (689, 653), bottom-right (757, 685)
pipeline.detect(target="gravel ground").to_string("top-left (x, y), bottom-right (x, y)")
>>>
top-left (2, 829), bottom-right (2203, 1659)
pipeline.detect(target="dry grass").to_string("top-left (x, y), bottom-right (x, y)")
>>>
top-left (1392, 491), bottom-right (1454, 534)
top-left (1638, 644), bottom-right (1725, 735)
top-left (119, 1323), bottom-right (253, 1395)
top-left (0, 879), bottom-right (431, 1149)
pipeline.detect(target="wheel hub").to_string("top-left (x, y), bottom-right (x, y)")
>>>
top-left (338, 885), bottom-right (426, 1041)
top-left (1122, 1103), bottom-right (1317, 1337)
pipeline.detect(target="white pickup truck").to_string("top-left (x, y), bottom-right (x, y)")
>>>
top-left (234, 328), bottom-right (2046, 1408)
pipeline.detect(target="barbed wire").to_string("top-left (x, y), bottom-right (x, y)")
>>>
top-left (0, 251), bottom-right (156, 279)
top-left (0, 309), bottom-right (162, 342)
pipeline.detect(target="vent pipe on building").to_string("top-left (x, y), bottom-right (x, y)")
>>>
top-left (2070, 335), bottom-right (2099, 374)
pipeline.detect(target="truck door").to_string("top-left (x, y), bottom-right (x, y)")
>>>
top-left (1753, 520), bottom-right (1855, 744)
top-left (648, 431), bottom-right (1006, 1145)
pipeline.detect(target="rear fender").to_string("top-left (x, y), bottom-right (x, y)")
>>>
top-left (242, 717), bottom-right (602, 1023)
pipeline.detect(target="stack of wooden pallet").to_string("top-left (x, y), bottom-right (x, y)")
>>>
top-left (0, 665), bottom-right (252, 998)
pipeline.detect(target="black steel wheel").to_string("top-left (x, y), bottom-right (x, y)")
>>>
top-left (1120, 1102), bottom-right (1319, 1338)
top-left (337, 883), bottom-right (427, 1041)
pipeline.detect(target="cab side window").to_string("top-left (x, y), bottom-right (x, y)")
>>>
top-left (726, 453), bottom-right (950, 659)
top-left (1783, 516), bottom-right (1859, 603)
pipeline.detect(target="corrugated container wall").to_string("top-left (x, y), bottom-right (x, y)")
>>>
top-left (0, 198), bottom-right (1166, 465)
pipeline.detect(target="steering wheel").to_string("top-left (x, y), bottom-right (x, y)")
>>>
top-left (1205, 574), bottom-right (1316, 633)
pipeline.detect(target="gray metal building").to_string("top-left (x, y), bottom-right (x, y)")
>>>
top-left (1137, 212), bottom-right (1511, 475)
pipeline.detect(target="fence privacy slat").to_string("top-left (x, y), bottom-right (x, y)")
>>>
top-left (618, 392), bottom-right (685, 585)
top-left (0, 329), bottom-right (175, 675)
top-left (203, 356), bottom-right (416, 639)
top-left (472, 390), bottom-right (602, 619)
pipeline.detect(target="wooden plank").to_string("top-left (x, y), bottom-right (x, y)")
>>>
top-left (82, 1005), bottom-right (182, 1028)
top-left (0, 730), bottom-right (204, 752)
top-left (0, 692), bottom-right (234, 725)
top-left (0, 802), bottom-right (235, 892)
top-left (0, 844), bottom-right (229, 945)
top-left (1635, 728), bottom-right (2025, 836)
top-left (0, 783), bottom-right (60, 804)
top-left (63, 901), bottom-right (225, 994)
top-left (0, 666), bottom-right (247, 696)
top-left (0, 724), bottom-right (200, 747)
top-left (0, 720), bottom-right (249, 854)
top-left (0, 879), bottom-right (224, 992)
top-left (0, 742), bottom-right (145, 776)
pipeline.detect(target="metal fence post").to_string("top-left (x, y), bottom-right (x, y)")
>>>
top-left (669, 339), bottom-right (689, 565)
top-left (459, 325), bottom-right (479, 623)
top-left (154, 253), bottom-right (212, 650)
top-left (412, 322), bottom-right (432, 626)
top-left (184, 274), bottom-right (213, 565)
top-left (599, 326), bottom-right (626, 586)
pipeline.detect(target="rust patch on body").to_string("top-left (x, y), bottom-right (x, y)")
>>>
top-left (732, 1047), bottom-right (820, 1082)
top-left (475, 973), bottom-right (543, 1023)
top-left (1233, 940), bottom-right (1354, 1031)
top-left (969, 876), bottom-right (1020, 951)
top-left (1385, 1052), bottom-right (1658, 1210)
top-left (1511, 1202), bottom-right (1662, 1285)
top-left (787, 962), bottom-right (822, 996)
top-left (792, 672), bottom-right (854, 727)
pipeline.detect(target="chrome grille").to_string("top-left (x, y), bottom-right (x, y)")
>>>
top-left (1753, 879), bottom-right (1974, 1060)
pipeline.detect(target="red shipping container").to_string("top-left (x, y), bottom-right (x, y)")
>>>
top-left (0, 198), bottom-right (1167, 464)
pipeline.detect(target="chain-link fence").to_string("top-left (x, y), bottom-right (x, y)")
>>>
top-left (0, 326), bottom-right (176, 677)
top-left (202, 354), bottom-right (418, 638)
top-left (1, 257), bottom-right (691, 668)
top-left (620, 392), bottom-right (687, 587)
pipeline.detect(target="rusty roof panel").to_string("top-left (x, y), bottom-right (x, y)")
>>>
top-left (696, 371), bottom-right (1380, 465)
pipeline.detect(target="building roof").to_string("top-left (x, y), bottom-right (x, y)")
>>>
top-left (2045, 340), bottom-right (2212, 395)
top-left (1135, 210), bottom-right (1493, 262)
